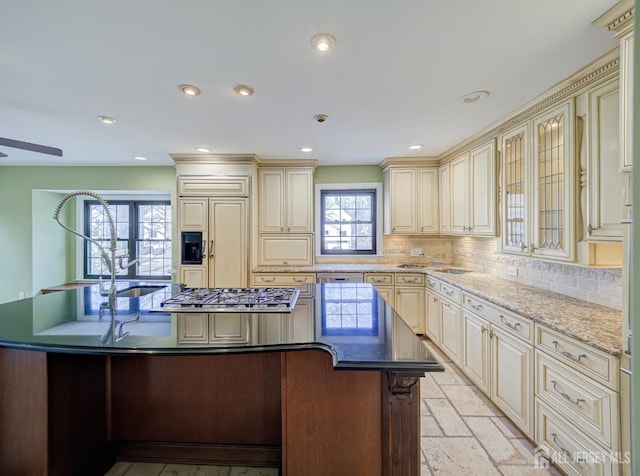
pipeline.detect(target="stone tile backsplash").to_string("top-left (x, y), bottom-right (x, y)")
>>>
top-left (379, 235), bottom-right (622, 310)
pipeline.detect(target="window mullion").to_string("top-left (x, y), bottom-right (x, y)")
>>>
top-left (128, 201), bottom-right (136, 279)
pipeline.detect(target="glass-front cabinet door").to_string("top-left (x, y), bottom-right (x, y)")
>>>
top-left (501, 125), bottom-right (529, 255)
top-left (531, 102), bottom-right (574, 261)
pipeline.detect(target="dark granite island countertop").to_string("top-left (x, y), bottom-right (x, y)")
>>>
top-left (0, 282), bottom-right (441, 476)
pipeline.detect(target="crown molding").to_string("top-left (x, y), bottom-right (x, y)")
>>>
top-left (593, 0), bottom-right (634, 37)
top-left (438, 48), bottom-right (620, 164)
top-left (379, 156), bottom-right (440, 170)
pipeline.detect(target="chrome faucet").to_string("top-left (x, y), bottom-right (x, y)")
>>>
top-left (54, 190), bottom-right (138, 345)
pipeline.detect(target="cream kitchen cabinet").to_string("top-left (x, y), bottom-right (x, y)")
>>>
top-left (438, 163), bottom-right (451, 233)
top-left (461, 310), bottom-right (490, 394)
top-left (251, 275), bottom-right (316, 343)
top-left (534, 324), bottom-right (621, 475)
top-left (491, 324), bottom-right (534, 437)
top-left (500, 101), bottom-right (575, 261)
top-left (394, 273), bottom-right (425, 334)
top-left (178, 197), bottom-right (248, 288)
top-left (461, 304), bottom-right (534, 437)
top-left (425, 281), bottom-right (441, 346)
top-left (177, 313), bottom-right (249, 345)
top-left (364, 273), bottom-right (395, 308)
top-left (259, 167), bottom-right (314, 233)
top-left (258, 235), bottom-right (313, 266)
top-left (449, 140), bottom-right (497, 236)
top-left (461, 291), bottom-right (534, 436)
top-left (439, 282), bottom-right (462, 364)
top-left (382, 165), bottom-right (439, 234)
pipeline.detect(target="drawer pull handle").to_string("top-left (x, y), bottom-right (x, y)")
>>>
top-left (467, 299), bottom-right (483, 310)
top-left (433, 296), bottom-right (438, 303)
top-left (443, 302), bottom-right (451, 309)
top-left (444, 289), bottom-right (454, 296)
top-left (293, 277), bottom-right (307, 283)
top-left (551, 341), bottom-right (587, 362)
top-left (429, 280), bottom-right (436, 286)
top-left (551, 380), bottom-right (585, 405)
top-left (500, 315), bottom-right (521, 329)
top-left (550, 433), bottom-right (572, 458)
top-left (260, 277), bottom-right (276, 283)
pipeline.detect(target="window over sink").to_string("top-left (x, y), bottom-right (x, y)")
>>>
top-left (315, 183), bottom-right (382, 256)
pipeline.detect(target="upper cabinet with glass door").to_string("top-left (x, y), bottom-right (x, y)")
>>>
top-left (501, 124), bottom-right (529, 255)
top-left (532, 102), bottom-right (574, 261)
top-left (500, 101), bottom-right (575, 261)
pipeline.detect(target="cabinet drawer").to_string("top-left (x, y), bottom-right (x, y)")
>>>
top-left (258, 235), bottom-right (313, 266)
top-left (536, 351), bottom-right (618, 449)
top-left (536, 325), bottom-right (619, 391)
top-left (365, 273), bottom-right (394, 285)
top-left (535, 400), bottom-right (619, 476)
top-left (439, 282), bottom-right (461, 303)
top-left (178, 176), bottom-right (249, 196)
top-left (425, 276), bottom-right (441, 291)
top-left (395, 273), bottom-right (424, 286)
top-left (463, 292), bottom-right (532, 343)
top-left (252, 273), bottom-right (315, 298)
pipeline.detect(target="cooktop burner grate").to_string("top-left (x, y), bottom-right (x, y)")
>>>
top-left (159, 287), bottom-right (300, 313)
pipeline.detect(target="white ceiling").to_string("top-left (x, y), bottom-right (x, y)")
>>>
top-left (0, 0), bottom-right (619, 166)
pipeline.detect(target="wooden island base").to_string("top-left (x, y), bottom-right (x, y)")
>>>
top-left (0, 347), bottom-right (422, 476)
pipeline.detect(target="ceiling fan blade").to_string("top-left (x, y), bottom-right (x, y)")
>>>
top-left (0, 137), bottom-right (63, 156)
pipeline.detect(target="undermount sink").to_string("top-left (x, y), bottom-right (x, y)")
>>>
top-left (433, 268), bottom-right (472, 275)
top-left (397, 264), bottom-right (425, 269)
top-left (116, 285), bottom-right (166, 298)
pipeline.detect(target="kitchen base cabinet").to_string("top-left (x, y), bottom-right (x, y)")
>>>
top-left (440, 297), bottom-right (461, 364)
top-left (461, 311), bottom-right (490, 394)
top-left (395, 287), bottom-right (425, 334)
top-left (394, 274), bottom-right (425, 334)
top-left (536, 399), bottom-right (621, 476)
top-left (425, 289), bottom-right (441, 346)
top-left (365, 273), bottom-right (395, 308)
top-left (490, 325), bottom-right (533, 438)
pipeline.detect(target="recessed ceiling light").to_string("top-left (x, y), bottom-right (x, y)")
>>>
top-left (179, 84), bottom-right (201, 96)
top-left (195, 147), bottom-right (212, 153)
top-left (133, 156), bottom-right (147, 161)
top-left (409, 144), bottom-right (423, 150)
top-left (460, 90), bottom-right (490, 104)
top-left (234, 84), bottom-right (254, 96)
top-left (300, 147), bottom-right (313, 153)
top-left (311, 33), bottom-right (336, 52)
top-left (97, 115), bottom-right (117, 124)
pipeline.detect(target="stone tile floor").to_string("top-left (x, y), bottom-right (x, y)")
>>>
top-left (419, 339), bottom-right (562, 475)
top-left (106, 339), bottom-right (562, 476)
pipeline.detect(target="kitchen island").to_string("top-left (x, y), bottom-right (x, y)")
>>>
top-left (0, 283), bottom-right (442, 476)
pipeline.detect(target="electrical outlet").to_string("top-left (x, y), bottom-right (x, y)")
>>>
top-left (508, 266), bottom-right (518, 277)
top-left (18, 291), bottom-right (25, 299)
top-left (410, 248), bottom-right (423, 257)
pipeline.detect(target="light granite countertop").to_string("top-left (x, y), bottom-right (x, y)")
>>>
top-left (253, 264), bottom-right (623, 356)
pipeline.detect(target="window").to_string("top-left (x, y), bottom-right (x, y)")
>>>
top-left (84, 201), bottom-right (171, 280)
top-left (320, 189), bottom-right (377, 254)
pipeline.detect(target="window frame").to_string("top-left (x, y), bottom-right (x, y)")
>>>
top-left (82, 199), bottom-right (172, 281)
top-left (315, 183), bottom-right (383, 257)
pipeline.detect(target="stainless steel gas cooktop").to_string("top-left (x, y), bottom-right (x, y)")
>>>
top-left (159, 287), bottom-right (300, 313)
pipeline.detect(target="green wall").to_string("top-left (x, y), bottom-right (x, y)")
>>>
top-left (0, 166), bottom-right (176, 304)
top-left (315, 165), bottom-right (382, 183)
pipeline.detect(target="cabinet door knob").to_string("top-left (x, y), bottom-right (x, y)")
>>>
top-left (587, 224), bottom-right (595, 235)
top-left (209, 240), bottom-right (214, 259)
